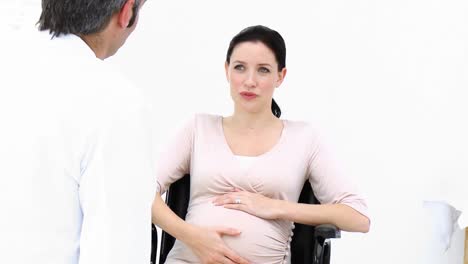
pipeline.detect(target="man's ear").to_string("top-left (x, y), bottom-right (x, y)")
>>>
top-left (118, 0), bottom-right (136, 28)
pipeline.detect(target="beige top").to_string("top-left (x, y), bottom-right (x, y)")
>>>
top-left (156, 114), bottom-right (369, 264)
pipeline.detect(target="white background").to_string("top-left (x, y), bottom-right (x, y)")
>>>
top-left (2, 0), bottom-right (468, 263)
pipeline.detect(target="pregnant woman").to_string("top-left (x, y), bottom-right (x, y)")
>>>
top-left (152, 25), bottom-right (370, 264)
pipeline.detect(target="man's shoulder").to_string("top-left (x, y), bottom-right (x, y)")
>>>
top-left (51, 32), bottom-right (149, 119)
top-left (3, 29), bottom-right (147, 121)
top-left (41, 31), bottom-right (146, 109)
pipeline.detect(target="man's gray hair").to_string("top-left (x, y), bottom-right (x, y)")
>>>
top-left (38, 0), bottom-right (141, 37)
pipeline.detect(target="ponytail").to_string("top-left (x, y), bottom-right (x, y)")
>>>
top-left (271, 98), bottom-right (281, 118)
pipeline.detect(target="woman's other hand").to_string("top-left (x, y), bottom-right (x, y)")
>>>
top-left (186, 225), bottom-right (250, 264)
top-left (212, 189), bottom-right (282, 220)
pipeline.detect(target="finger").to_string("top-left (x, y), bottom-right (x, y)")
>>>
top-left (221, 256), bottom-right (236, 264)
top-left (212, 193), bottom-right (233, 204)
top-left (216, 190), bottom-right (247, 201)
top-left (212, 198), bottom-right (225, 206)
top-left (213, 195), bottom-right (237, 205)
top-left (215, 227), bottom-right (242, 236)
top-left (223, 204), bottom-right (247, 212)
top-left (224, 248), bottom-right (250, 264)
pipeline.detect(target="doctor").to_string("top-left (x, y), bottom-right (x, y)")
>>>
top-left (0, 0), bottom-right (154, 264)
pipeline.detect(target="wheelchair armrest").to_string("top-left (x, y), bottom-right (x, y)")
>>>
top-left (312, 225), bottom-right (340, 264)
top-left (314, 224), bottom-right (341, 240)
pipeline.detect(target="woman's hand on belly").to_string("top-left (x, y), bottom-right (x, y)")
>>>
top-left (185, 225), bottom-right (251, 264)
top-left (212, 189), bottom-right (282, 220)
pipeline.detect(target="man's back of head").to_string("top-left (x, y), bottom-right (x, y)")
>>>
top-left (38, 0), bottom-right (145, 59)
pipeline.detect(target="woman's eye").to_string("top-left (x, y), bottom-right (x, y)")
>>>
top-left (258, 67), bottom-right (270, 73)
top-left (234, 65), bottom-right (245, 71)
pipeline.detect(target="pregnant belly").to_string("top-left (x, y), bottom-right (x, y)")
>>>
top-left (182, 201), bottom-right (292, 263)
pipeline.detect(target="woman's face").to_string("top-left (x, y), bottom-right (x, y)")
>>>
top-left (225, 41), bottom-right (286, 115)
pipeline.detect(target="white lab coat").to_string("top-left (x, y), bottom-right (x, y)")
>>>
top-left (0, 29), bottom-right (155, 264)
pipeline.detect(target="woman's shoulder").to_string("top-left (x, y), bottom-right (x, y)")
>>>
top-left (282, 118), bottom-right (332, 156)
top-left (193, 113), bottom-right (221, 121)
top-left (183, 113), bottom-right (222, 134)
top-left (282, 118), bottom-right (321, 139)
top-left (179, 113), bottom-right (220, 125)
top-left (191, 113), bottom-right (222, 126)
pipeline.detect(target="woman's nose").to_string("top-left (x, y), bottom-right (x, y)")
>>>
top-left (244, 72), bottom-right (257, 88)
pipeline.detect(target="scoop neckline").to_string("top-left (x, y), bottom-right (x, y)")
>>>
top-left (217, 115), bottom-right (287, 159)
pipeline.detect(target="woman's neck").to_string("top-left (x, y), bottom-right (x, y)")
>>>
top-left (226, 109), bottom-right (280, 132)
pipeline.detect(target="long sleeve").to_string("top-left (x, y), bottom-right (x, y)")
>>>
top-left (155, 115), bottom-right (195, 195)
top-left (78, 104), bottom-right (155, 264)
top-left (306, 131), bottom-right (370, 220)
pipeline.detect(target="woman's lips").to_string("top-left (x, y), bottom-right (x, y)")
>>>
top-left (240, 91), bottom-right (257, 100)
